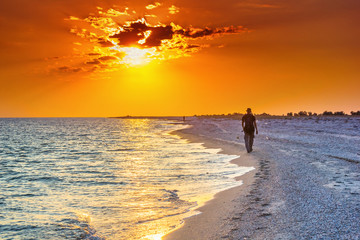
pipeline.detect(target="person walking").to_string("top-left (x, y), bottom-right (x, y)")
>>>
top-left (242, 108), bottom-right (258, 153)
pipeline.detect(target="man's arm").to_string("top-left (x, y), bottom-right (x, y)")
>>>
top-left (242, 118), bottom-right (245, 130)
top-left (254, 119), bottom-right (258, 134)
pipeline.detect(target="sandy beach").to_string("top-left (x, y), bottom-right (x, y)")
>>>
top-left (164, 117), bottom-right (360, 240)
top-left (164, 121), bottom-right (258, 240)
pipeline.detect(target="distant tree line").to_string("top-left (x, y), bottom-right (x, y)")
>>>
top-left (195, 110), bottom-right (360, 118)
top-left (286, 111), bottom-right (318, 117)
top-left (350, 111), bottom-right (360, 115)
top-left (287, 110), bottom-right (360, 116)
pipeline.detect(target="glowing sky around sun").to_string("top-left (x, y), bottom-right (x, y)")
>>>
top-left (60, 5), bottom-right (245, 70)
top-left (0, 0), bottom-right (359, 117)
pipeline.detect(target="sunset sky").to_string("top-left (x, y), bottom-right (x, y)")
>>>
top-left (1, 0), bottom-right (359, 117)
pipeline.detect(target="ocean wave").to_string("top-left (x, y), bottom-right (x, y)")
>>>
top-left (27, 176), bottom-right (63, 182)
top-left (161, 189), bottom-right (180, 202)
top-left (7, 175), bottom-right (62, 182)
top-left (135, 209), bottom-right (190, 225)
top-left (0, 224), bottom-right (39, 231)
top-left (68, 180), bottom-right (127, 186)
top-left (107, 148), bottom-right (134, 152)
top-left (8, 193), bottom-right (45, 198)
top-left (55, 215), bottom-right (105, 240)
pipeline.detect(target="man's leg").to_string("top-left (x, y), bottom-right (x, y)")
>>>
top-left (244, 133), bottom-right (250, 153)
top-left (249, 133), bottom-right (254, 152)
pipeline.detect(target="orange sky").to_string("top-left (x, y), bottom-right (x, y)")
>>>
top-left (0, 0), bottom-right (359, 117)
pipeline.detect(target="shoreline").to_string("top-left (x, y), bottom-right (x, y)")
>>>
top-left (164, 117), bottom-right (360, 239)
top-left (163, 122), bottom-right (260, 239)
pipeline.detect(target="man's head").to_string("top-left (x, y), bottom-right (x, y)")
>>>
top-left (246, 108), bottom-right (252, 114)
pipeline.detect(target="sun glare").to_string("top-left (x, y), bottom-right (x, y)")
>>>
top-left (121, 47), bottom-right (158, 66)
top-left (109, 45), bottom-right (159, 66)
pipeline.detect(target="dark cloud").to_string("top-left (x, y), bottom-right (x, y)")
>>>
top-left (175, 26), bottom-right (245, 38)
top-left (44, 56), bottom-right (60, 61)
top-left (110, 21), bottom-right (173, 47)
top-left (86, 59), bottom-right (101, 64)
top-left (109, 20), bottom-right (244, 48)
top-left (98, 56), bottom-right (117, 61)
top-left (145, 25), bottom-right (173, 47)
top-left (58, 66), bottom-right (82, 73)
top-left (186, 44), bottom-right (201, 49)
top-left (98, 39), bottom-right (115, 47)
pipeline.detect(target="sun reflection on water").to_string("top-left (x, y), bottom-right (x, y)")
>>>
top-left (142, 233), bottom-right (163, 240)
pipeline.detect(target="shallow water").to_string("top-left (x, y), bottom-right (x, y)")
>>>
top-left (0, 118), bottom-right (252, 239)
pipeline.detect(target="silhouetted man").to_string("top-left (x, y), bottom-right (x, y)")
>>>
top-left (242, 108), bottom-right (258, 153)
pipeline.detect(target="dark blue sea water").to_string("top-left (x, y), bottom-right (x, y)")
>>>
top-left (0, 118), bottom-right (252, 240)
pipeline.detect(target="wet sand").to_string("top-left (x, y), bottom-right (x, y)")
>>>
top-left (164, 124), bottom-right (258, 240)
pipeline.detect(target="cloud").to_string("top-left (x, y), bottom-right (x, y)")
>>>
top-left (98, 56), bottom-right (117, 61)
top-left (145, 14), bottom-right (157, 18)
top-left (98, 39), bottom-right (115, 47)
top-left (146, 2), bottom-right (162, 10)
top-left (175, 26), bottom-right (245, 38)
top-left (100, 7), bottom-right (129, 17)
top-left (109, 20), bottom-right (174, 48)
top-left (58, 66), bottom-right (83, 73)
top-left (108, 19), bottom-right (245, 48)
top-left (169, 5), bottom-right (180, 14)
top-left (86, 59), bottom-right (101, 64)
top-left (64, 5), bottom-right (247, 68)
top-left (64, 16), bottom-right (81, 21)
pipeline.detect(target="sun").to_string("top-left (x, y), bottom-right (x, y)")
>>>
top-left (122, 47), bottom-right (157, 66)
top-left (108, 45), bottom-right (159, 66)
top-left (111, 28), bottom-right (159, 66)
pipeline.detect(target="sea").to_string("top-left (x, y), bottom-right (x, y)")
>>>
top-left (0, 118), bottom-right (253, 240)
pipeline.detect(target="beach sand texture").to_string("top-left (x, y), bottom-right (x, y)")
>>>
top-left (165, 117), bottom-right (360, 240)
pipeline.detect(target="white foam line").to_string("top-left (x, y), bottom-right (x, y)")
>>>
top-left (197, 133), bottom-right (241, 145)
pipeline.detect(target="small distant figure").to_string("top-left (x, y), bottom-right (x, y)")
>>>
top-left (242, 108), bottom-right (258, 153)
top-left (183, 116), bottom-right (185, 122)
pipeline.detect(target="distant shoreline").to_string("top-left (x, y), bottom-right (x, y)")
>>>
top-left (1, 115), bottom-right (358, 119)
top-left (111, 115), bottom-right (360, 120)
